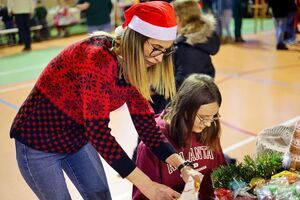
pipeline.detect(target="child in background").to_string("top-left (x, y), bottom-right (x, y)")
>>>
top-left (53, 0), bottom-right (69, 37)
top-left (133, 74), bottom-right (227, 200)
top-left (172, 0), bottom-right (220, 87)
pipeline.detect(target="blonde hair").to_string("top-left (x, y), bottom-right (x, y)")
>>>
top-left (115, 28), bottom-right (176, 100)
top-left (172, 0), bottom-right (205, 35)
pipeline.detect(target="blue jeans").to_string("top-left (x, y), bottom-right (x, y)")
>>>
top-left (274, 17), bottom-right (288, 45)
top-left (87, 22), bottom-right (112, 34)
top-left (284, 12), bottom-right (296, 44)
top-left (15, 140), bottom-right (111, 200)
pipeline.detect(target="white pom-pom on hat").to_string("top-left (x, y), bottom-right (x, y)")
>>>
top-left (115, 25), bottom-right (125, 37)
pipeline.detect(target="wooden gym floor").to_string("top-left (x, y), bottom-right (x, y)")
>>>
top-left (0, 30), bottom-right (299, 199)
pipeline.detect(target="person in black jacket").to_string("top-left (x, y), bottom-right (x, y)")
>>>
top-left (172, 0), bottom-right (220, 89)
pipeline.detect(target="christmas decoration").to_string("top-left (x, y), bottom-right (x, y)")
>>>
top-left (212, 152), bottom-right (283, 188)
top-left (214, 188), bottom-right (233, 200)
top-left (249, 177), bottom-right (265, 188)
top-left (254, 176), bottom-right (300, 199)
top-left (211, 152), bottom-right (284, 199)
top-left (238, 155), bottom-right (259, 183)
top-left (211, 164), bottom-right (241, 188)
top-left (255, 151), bottom-right (283, 179)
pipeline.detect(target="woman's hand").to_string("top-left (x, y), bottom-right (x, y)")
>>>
top-left (141, 181), bottom-right (180, 200)
top-left (180, 166), bottom-right (203, 184)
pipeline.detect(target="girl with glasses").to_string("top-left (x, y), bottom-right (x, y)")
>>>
top-left (133, 74), bottom-right (226, 200)
top-left (10, 1), bottom-right (202, 200)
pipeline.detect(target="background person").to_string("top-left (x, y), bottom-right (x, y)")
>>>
top-left (76, 0), bottom-right (113, 33)
top-left (172, 0), bottom-right (220, 89)
top-left (232, 0), bottom-right (246, 42)
top-left (34, 0), bottom-right (49, 40)
top-left (0, 4), bottom-right (16, 45)
top-left (7, 0), bottom-right (34, 51)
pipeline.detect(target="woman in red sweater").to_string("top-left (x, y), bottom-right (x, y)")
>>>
top-left (133, 74), bottom-right (227, 200)
top-left (10, 1), bottom-right (202, 200)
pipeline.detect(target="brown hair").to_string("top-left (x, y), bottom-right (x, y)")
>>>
top-left (163, 74), bottom-right (222, 150)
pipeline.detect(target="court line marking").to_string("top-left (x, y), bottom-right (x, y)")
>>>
top-left (0, 82), bottom-right (34, 93)
top-left (217, 72), bottom-right (300, 88)
top-left (1, 66), bottom-right (299, 93)
top-left (2, 62), bottom-right (299, 89)
top-left (0, 64), bottom-right (45, 76)
top-left (217, 64), bottom-right (300, 84)
top-left (0, 98), bottom-right (19, 110)
top-left (223, 137), bottom-right (256, 154)
top-left (221, 120), bottom-right (257, 136)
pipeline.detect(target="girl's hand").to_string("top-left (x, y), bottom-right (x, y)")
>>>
top-left (180, 166), bottom-right (203, 184)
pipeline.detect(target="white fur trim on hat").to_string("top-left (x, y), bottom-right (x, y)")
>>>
top-left (128, 15), bottom-right (177, 41)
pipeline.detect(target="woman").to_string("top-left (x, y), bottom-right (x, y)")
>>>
top-left (172, 0), bottom-right (220, 89)
top-left (9, 2), bottom-right (201, 200)
top-left (133, 74), bottom-right (226, 200)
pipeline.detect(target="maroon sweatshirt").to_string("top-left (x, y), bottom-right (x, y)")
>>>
top-left (133, 117), bottom-right (226, 200)
top-left (10, 35), bottom-right (176, 178)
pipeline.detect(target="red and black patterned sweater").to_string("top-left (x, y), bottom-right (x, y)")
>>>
top-left (10, 35), bottom-right (176, 178)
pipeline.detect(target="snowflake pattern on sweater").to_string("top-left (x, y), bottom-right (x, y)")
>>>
top-left (10, 35), bottom-right (176, 177)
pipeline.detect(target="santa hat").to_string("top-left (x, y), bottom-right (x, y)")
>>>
top-left (115, 1), bottom-right (177, 41)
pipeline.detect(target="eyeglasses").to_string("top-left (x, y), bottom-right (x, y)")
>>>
top-left (196, 113), bottom-right (221, 125)
top-left (146, 40), bottom-right (176, 58)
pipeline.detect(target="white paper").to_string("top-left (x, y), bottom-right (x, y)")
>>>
top-left (179, 176), bottom-right (199, 200)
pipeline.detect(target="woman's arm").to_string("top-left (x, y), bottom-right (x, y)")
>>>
top-left (133, 142), bottom-right (164, 199)
top-left (126, 89), bottom-right (203, 184)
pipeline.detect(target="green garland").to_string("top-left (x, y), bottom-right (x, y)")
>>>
top-left (211, 152), bottom-right (283, 188)
top-left (211, 164), bottom-right (240, 188)
top-left (255, 152), bottom-right (283, 179)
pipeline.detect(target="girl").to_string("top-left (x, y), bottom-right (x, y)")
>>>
top-left (133, 74), bottom-right (226, 199)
